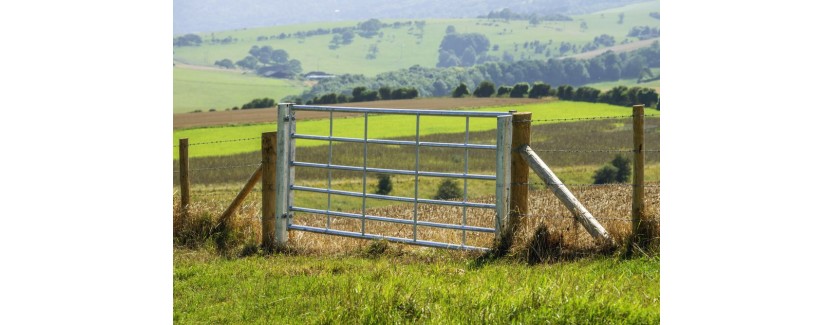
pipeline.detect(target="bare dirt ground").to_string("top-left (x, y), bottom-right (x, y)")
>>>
top-left (173, 97), bottom-right (554, 129)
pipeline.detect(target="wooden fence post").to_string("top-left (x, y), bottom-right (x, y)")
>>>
top-left (261, 132), bottom-right (278, 251)
top-left (631, 104), bottom-right (647, 251)
top-left (505, 111), bottom-right (531, 248)
top-left (178, 138), bottom-right (190, 216)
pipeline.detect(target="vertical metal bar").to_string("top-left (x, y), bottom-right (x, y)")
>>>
top-left (413, 114), bottom-right (420, 241)
top-left (462, 117), bottom-right (469, 246)
top-left (494, 115), bottom-right (512, 236)
top-left (326, 110), bottom-right (333, 230)
top-left (287, 106), bottom-right (297, 229)
top-left (275, 104), bottom-right (291, 244)
top-left (362, 112), bottom-right (368, 235)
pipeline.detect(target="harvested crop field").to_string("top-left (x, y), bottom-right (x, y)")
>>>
top-left (173, 97), bottom-right (552, 129)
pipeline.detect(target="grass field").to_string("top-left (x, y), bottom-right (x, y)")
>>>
top-left (172, 0), bottom-right (659, 76)
top-left (174, 249), bottom-right (659, 323)
top-left (173, 66), bottom-right (306, 113)
top-left (173, 101), bottom-right (659, 159)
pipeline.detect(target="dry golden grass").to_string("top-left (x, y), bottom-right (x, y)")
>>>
top-left (173, 182), bottom-right (659, 259)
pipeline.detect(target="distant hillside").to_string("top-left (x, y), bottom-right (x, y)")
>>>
top-left (174, 0), bottom-right (649, 34)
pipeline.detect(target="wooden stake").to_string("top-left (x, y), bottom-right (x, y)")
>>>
top-left (506, 112), bottom-right (531, 247)
top-left (178, 138), bottom-right (189, 216)
top-left (520, 145), bottom-right (614, 245)
top-left (632, 105), bottom-right (647, 249)
top-left (261, 132), bottom-right (278, 251)
top-left (219, 165), bottom-right (263, 224)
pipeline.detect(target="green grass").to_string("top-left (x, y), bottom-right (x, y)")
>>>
top-left (172, 0), bottom-right (659, 76)
top-left (174, 249), bottom-right (659, 323)
top-left (173, 101), bottom-right (659, 158)
top-left (173, 66), bottom-right (306, 113)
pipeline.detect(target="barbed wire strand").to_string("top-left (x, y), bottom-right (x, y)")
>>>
top-left (174, 137), bottom-right (260, 148)
top-left (172, 163), bottom-right (261, 173)
top-left (533, 149), bottom-right (660, 153)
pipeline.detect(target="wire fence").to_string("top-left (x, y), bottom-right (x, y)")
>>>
top-left (174, 112), bottom-right (660, 249)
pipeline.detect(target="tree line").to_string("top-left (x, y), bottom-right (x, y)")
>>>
top-left (290, 41), bottom-right (659, 103)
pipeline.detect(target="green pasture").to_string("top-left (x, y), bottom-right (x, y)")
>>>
top-left (172, 0), bottom-right (659, 76)
top-left (583, 68), bottom-right (660, 92)
top-left (173, 66), bottom-right (306, 113)
top-left (173, 101), bottom-right (659, 159)
top-left (174, 250), bottom-right (660, 323)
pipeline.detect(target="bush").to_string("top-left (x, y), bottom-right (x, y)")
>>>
top-left (611, 154), bottom-right (631, 183)
top-left (593, 154), bottom-right (632, 184)
top-left (452, 83), bottom-right (470, 98)
top-left (528, 82), bottom-right (552, 99)
top-left (497, 86), bottom-right (512, 97)
top-left (473, 81), bottom-right (496, 98)
top-left (510, 82), bottom-right (530, 98)
top-left (375, 174), bottom-right (393, 195)
top-left (433, 179), bottom-right (463, 200)
top-left (592, 164), bottom-right (618, 184)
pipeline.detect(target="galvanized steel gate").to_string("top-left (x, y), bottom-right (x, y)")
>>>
top-left (274, 103), bottom-right (513, 251)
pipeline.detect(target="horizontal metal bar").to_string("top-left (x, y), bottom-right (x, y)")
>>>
top-left (291, 206), bottom-right (496, 233)
top-left (287, 224), bottom-right (491, 251)
top-left (292, 105), bottom-right (512, 117)
top-left (292, 134), bottom-right (497, 150)
top-left (292, 185), bottom-right (497, 209)
top-left (292, 161), bottom-right (497, 180)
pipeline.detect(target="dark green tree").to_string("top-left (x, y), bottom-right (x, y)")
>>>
top-left (497, 86), bottom-right (512, 97)
top-left (452, 83), bottom-right (470, 98)
top-left (592, 165), bottom-right (618, 184)
top-left (375, 174), bottom-right (393, 195)
top-left (473, 81), bottom-right (496, 97)
top-left (611, 154), bottom-right (631, 183)
top-left (378, 86), bottom-right (392, 100)
top-left (528, 82), bottom-right (552, 98)
top-left (433, 179), bottom-right (463, 200)
top-left (510, 82), bottom-right (530, 98)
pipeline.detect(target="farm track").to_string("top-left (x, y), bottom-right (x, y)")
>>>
top-left (173, 97), bottom-right (553, 129)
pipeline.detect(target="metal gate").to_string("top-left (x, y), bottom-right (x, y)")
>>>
top-left (274, 103), bottom-right (512, 251)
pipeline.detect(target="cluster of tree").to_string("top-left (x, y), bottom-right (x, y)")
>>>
top-left (224, 45), bottom-right (302, 78)
top-left (173, 34), bottom-right (202, 47)
top-left (241, 98), bottom-right (276, 109)
top-left (593, 155), bottom-right (631, 184)
top-left (437, 33), bottom-right (494, 67)
top-left (555, 84), bottom-right (659, 108)
top-left (477, 8), bottom-right (572, 22)
top-left (627, 26), bottom-right (660, 40)
top-left (249, 19), bottom-right (423, 44)
top-left (329, 30), bottom-right (355, 49)
top-left (214, 59), bottom-right (235, 69)
top-left (649, 12), bottom-right (660, 20)
top-left (291, 42), bottom-right (659, 103)
top-left (298, 85), bottom-right (419, 105)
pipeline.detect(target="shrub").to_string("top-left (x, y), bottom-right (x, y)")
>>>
top-left (528, 82), bottom-right (552, 99)
top-left (473, 81), bottom-right (496, 98)
top-left (510, 82), bottom-right (530, 98)
top-left (611, 154), bottom-right (631, 183)
top-left (497, 86), bottom-right (512, 97)
top-left (592, 164), bottom-right (618, 184)
top-left (452, 83), bottom-right (470, 98)
top-left (433, 179), bottom-right (463, 200)
top-left (375, 174), bottom-right (393, 195)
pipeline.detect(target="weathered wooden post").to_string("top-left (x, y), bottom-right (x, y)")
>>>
top-left (631, 104), bottom-right (647, 251)
top-left (178, 138), bottom-right (190, 216)
top-left (261, 131), bottom-right (278, 251)
top-left (507, 111), bottom-right (532, 247)
top-left (220, 165), bottom-right (263, 224)
top-left (519, 145), bottom-right (614, 246)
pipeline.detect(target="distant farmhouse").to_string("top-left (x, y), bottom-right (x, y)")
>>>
top-left (304, 71), bottom-right (336, 80)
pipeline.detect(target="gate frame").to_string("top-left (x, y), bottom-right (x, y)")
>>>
top-left (273, 103), bottom-right (512, 251)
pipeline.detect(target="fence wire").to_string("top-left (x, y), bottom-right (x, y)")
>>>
top-left (173, 137), bottom-right (260, 147)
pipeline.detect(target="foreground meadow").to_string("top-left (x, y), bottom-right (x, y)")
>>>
top-left (174, 248), bottom-right (659, 323)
